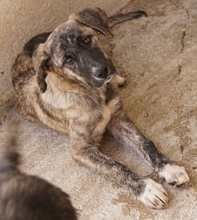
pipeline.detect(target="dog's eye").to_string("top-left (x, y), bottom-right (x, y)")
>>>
top-left (83, 36), bottom-right (92, 45)
top-left (64, 57), bottom-right (73, 64)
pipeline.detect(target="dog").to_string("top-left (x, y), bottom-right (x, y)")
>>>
top-left (0, 121), bottom-right (78, 219)
top-left (12, 8), bottom-right (190, 209)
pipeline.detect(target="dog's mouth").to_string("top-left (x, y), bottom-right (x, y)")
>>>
top-left (90, 72), bottom-right (114, 87)
top-left (104, 75), bottom-right (113, 84)
top-left (90, 63), bottom-right (116, 87)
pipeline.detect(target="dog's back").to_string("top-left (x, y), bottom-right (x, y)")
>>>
top-left (0, 122), bottom-right (77, 220)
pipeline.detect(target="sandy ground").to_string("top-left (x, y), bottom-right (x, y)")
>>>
top-left (1, 0), bottom-right (197, 219)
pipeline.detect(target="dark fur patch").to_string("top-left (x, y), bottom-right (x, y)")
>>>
top-left (0, 122), bottom-right (77, 219)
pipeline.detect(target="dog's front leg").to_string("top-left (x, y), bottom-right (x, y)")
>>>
top-left (107, 109), bottom-right (190, 188)
top-left (70, 124), bottom-right (168, 209)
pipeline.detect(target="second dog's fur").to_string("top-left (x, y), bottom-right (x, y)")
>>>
top-left (12, 8), bottom-right (189, 209)
top-left (0, 122), bottom-right (77, 220)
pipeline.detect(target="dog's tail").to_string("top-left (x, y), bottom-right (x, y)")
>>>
top-left (0, 121), bottom-right (20, 170)
top-left (108, 11), bottom-right (147, 28)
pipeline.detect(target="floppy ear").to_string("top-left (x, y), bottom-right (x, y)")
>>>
top-left (71, 7), bottom-right (113, 38)
top-left (33, 43), bottom-right (50, 93)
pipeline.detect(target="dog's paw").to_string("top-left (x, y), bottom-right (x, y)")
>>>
top-left (158, 164), bottom-right (190, 188)
top-left (115, 74), bottom-right (127, 88)
top-left (138, 178), bottom-right (168, 209)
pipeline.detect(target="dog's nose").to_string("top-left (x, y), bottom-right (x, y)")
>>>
top-left (93, 65), bottom-right (109, 79)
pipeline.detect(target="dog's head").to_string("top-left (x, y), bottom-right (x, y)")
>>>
top-left (33, 8), bottom-right (116, 93)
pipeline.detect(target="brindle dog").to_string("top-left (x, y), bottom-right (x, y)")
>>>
top-left (12, 8), bottom-right (189, 209)
top-left (0, 122), bottom-right (77, 219)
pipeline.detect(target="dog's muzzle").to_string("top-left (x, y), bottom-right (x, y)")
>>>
top-left (91, 63), bottom-right (116, 87)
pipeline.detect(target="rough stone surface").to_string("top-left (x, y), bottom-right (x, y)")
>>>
top-left (1, 0), bottom-right (197, 219)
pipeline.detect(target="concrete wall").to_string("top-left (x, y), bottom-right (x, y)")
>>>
top-left (0, 0), bottom-right (128, 100)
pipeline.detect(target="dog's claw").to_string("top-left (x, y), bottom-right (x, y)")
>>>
top-left (138, 178), bottom-right (169, 209)
top-left (176, 182), bottom-right (187, 188)
top-left (158, 164), bottom-right (190, 188)
top-left (168, 182), bottom-right (177, 186)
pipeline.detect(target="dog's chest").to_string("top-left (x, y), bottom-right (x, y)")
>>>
top-left (42, 79), bottom-right (114, 114)
top-left (35, 74), bottom-right (121, 136)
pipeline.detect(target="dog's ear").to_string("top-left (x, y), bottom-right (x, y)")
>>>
top-left (33, 43), bottom-right (50, 93)
top-left (71, 7), bottom-right (113, 38)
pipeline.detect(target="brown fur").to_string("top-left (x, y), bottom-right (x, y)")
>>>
top-left (12, 8), bottom-right (189, 209)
